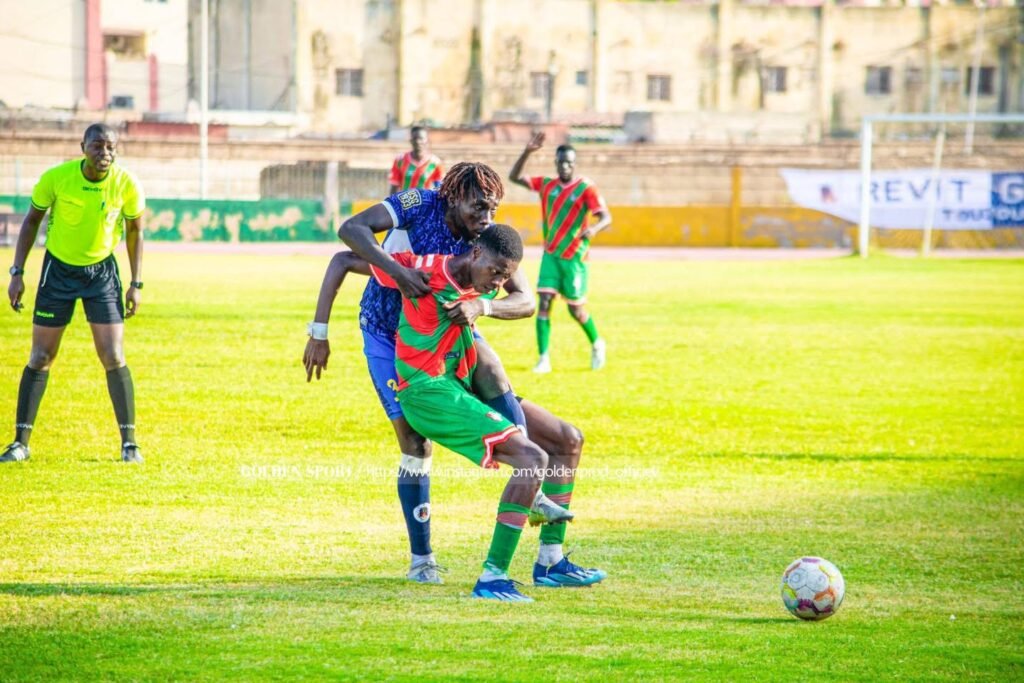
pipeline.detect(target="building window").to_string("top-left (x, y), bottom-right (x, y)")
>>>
top-left (530, 72), bottom-right (552, 99)
top-left (763, 66), bottom-right (787, 93)
top-left (576, 70), bottom-right (588, 86)
top-left (335, 69), bottom-right (363, 97)
top-left (647, 74), bottom-right (672, 102)
top-left (104, 32), bottom-right (146, 59)
top-left (904, 67), bottom-right (924, 90)
top-left (940, 66), bottom-right (960, 90)
top-left (965, 66), bottom-right (996, 96)
top-left (865, 66), bottom-right (892, 95)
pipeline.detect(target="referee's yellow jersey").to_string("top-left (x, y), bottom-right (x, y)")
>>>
top-left (30, 159), bottom-right (145, 266)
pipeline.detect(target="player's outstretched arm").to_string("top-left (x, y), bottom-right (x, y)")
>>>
top-left (338, 203), bottom-right (431, 298)
top-left (508, 131), bottom-right (545, 190)
top-left (303, 251), bottom-right (371, 382)
top-left (7, 206), bottom-right (46, 313)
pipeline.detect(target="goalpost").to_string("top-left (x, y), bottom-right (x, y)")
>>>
top-left (857, 112), bottom-right (1024, 258)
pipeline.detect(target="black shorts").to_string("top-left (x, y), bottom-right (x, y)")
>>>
top-left (33, 251), bottom-right (125, 327)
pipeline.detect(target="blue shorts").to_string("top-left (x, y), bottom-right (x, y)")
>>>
top-left (362, 327), bottom-right (486, 421)
top-left (362, 329), bottom-right (403, 420)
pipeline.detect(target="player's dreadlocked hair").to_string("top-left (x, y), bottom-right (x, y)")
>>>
top-left (438, 162), bottom-right (505, 205)
top-left (477, 224), bottom-right (523, 262)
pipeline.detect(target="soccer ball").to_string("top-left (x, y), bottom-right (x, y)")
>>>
top-left (781, 557), bottom-right (845, 621)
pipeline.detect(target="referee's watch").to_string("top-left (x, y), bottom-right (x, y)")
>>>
top-left (130, 280), bottom-right (144, 289)
top-left (9, 265), bottom-right (24, 277)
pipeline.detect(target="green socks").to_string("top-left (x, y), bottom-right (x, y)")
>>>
top-left (539, 482), bottom-right (574, 546)
top-left (485, 502), bottom-right (530, 573)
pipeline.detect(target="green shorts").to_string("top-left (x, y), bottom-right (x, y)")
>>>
top-left (398, 377), bottom-right (518, 469)
top-left (537, 252), bottom-right (589, 303)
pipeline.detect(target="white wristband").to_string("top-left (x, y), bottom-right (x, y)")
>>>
top-left (307, 322), bottom-right (328, 340)
top-left (481, 299), bottom-right (492, 316)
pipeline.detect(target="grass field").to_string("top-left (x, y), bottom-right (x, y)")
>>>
top-left (0, 247), bottom-right (1021, 681)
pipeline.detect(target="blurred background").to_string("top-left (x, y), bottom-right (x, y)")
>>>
top-left (1, 0), bottom-right (1023, 249)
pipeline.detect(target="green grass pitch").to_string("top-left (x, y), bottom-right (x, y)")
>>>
top-left (0, 248), bottom-right (1021, 681)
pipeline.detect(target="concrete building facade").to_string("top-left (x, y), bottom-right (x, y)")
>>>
top-left (0, 0), bottom-right (188, 113)
top-left (1, 0), bottom-right (1020, 139)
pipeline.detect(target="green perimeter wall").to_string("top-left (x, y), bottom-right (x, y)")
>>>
top-left (2, 196), bottom-right (1021, 248)
top-left (0, 196), bottom-right (338, 243)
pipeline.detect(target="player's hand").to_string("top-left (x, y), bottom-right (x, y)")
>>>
top-left (581, 228), bottom-right (596, 241)
top-left (394, 266), bottom-right (431, 299)
top-left (125, 286), bottom-right (141, 318)
top-left (304, 338), bottom-right (330, 382)
top-left (525, 131), bottom-right (545, 153)
top-left (443, 299), bottom-right (481, 326)
top-left (8, 276), bottom-right (25, 313)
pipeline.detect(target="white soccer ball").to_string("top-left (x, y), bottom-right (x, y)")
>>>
top-left (781, 557), bottom-right (845, 621)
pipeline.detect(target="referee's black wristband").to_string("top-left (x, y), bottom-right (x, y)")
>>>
top-left (130, 280), bottom-right (144, 289)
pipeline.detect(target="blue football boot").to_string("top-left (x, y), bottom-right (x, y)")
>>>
top-left (533, 553), bottom-right (607, 588)
top-left (471, 577), bottom-right (534, 602)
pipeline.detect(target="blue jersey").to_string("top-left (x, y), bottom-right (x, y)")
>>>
top-left (358, 188), bottom-right (472, 337)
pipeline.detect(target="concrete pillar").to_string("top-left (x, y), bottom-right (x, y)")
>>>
top-left (477, 0), bottom-right (492, 121)
top-left (396, 0), bottom-right (407, 124)
top-left (924, 6), bottom-right (939, 113)
top-left (817, 0), bottom-right (835, 136)
top-left (148, 54), bottom-right (159, 112)
top-left (715, 0), bottom-right (735, 113)
top-left (85, 0), bottom-right (104, 109)
top-left (590, 0), bottom-right (604, 112)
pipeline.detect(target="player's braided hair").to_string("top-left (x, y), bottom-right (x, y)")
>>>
top-left (477, 224), bottom-right (523, 262)
top-left (439, 162), bottom-right (505, 205)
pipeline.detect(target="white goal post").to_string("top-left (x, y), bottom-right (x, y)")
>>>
top-left (857, 112), bottom-right (1024, 258)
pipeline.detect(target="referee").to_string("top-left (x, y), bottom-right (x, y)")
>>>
top-left (3, 123), bottom-right (145, 463)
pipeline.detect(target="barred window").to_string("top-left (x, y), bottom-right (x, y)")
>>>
top-left (646, 74), bottom-right (672, 102)
top-left (763, 66), bottom-right (787, 93)
top-left (336, 69), bottom-right (364, 97)
top-left (865, 66), bottom-right (892, 95)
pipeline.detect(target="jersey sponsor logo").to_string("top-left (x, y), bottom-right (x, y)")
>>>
top-left (80, 186), bottom-right (102, 192)
top-left (397, 189), bottom-right (422, 210)
top-left (413, 502), bottom-right (431, 523)
top-left (36, 311), bottom-right (55, 318)
top-left (444, 351), bottom-right (461, 360)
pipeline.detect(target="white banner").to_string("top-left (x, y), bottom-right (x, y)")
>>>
top-left (781, 168), bottom-right (1024, 230)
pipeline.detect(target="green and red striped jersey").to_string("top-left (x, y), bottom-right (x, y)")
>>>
top-left (370, 252), bottom-right (481, 391)
top-left (527, 176), bottom-right (606, 260)
top-left (390, 152), bottom-right (444, 191)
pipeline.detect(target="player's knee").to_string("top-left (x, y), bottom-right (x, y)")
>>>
top-left (28, 348), bottom-right (57, 370)
top-left (98, 350), bottom-right (125, 371)
top-left (568, 304), bottom-right (587, 323)
top-left (522, 445), bottom-right (548, 474)
top-left (560, 423), bottom-right (584, 460)
top-left (473, 358), bottom-right (511, 397)
top-left (395, 424), bottom-right (430, 457)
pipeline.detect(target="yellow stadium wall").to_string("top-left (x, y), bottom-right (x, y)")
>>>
top-left (349, 201), bottom-right (1024, 249)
